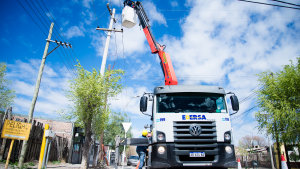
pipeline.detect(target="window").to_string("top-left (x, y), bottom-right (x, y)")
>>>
top-left (156, 93), bottom-right (227, 113)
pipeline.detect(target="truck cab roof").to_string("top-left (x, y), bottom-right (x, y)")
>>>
top-left (154, 85), bottom-right (226, 95)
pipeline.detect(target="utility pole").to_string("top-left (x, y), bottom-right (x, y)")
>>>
top-left (95, 3), bottom-right (122, 167)
top-left (270, 72), bottom-right (281, 169)
top-left (96, 3), bottom-right (122, 76)
top-left (18, 22), bottom-right (71, 168)
top-left (262, 112), bottom-right (275, 169)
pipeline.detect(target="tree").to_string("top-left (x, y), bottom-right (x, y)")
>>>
top-left (102, 112), bottom-right (133, 164)
top-left (60, 62), bottom-right (124, 169)
top-left (0, 62), bottom-right (15, 112)
top-left (239, 135), bottom-right (267, 149)
top-left (289, 150), bottom-right (300, 163)
top-left (255, 57), bottom-right (300, 144)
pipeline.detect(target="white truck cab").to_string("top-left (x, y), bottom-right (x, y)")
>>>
top-left (140, 85), bottom-right (239, 168)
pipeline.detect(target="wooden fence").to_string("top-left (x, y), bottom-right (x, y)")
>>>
top-left (0, 107), bottom-right (70, 163)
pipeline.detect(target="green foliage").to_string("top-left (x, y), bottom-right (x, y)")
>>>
top-left (255, 57), bottom-right (300, 144)
top-left (104, 112), bottom-right (133, 153)
top-left (237, 140), bottom-right (249, 156)
top-left (28, 162), bottom-right (35, 166)
top-left (98, 160), bottom-right (108, 169)
top-left (0, 62), bottom-right (15, 111)
top-left (289, 151), bottom-right (300, 162)
top-left (59, 60), bottom-right (124, 139)
top-left (51, 160), bottom-right (61, 164)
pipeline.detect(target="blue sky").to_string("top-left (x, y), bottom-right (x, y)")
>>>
top-left (1, 0), bottom-right (300, 145)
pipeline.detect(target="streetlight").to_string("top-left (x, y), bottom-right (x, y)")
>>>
top-left (121, 95), bottom-right (139, 169)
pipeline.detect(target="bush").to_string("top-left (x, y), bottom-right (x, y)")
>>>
top-left (52, 160), bottom-right (61, 165)
top-left (28, 162), bottom-right (35, 166)
top-left (289, 151), bottom-right (300, 162)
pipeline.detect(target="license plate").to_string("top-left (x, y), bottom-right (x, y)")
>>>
top-left (189, 152), bottom-right (205, 157)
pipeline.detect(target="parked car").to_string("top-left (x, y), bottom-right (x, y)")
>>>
top-left (127, 155), bottom-right (139, 166)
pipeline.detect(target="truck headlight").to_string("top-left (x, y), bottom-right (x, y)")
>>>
top-left (224, 133), bottom-right (230, 140)
top-left (225, 146), bottom-right (233, 154)
top-left (158, 133), bottom-right (164, 140)
top-left (158, 146), bottom-right (166, 154)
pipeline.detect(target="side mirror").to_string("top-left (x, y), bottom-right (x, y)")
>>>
top-left (230, 95), bottom-right (239, 111)
top-left (140, 96), bottom-right (148, 112)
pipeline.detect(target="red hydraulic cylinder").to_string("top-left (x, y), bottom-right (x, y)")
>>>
top-left (143, 27), bottom-right (158, 53)
top-left (158, 51), bottom-right (178, 85)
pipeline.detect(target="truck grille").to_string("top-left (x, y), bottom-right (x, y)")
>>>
top-left (173, 121), bottom-right (218, 163)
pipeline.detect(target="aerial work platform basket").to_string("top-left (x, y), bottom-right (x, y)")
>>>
top-left (122, 5), bottom-right (137, 28)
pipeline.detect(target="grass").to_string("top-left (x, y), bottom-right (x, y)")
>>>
top-left (51, 160), bottom-right (61, 165)
top-left (28, 162), bottom-right (35, 166)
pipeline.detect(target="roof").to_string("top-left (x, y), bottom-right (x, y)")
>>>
top-left (12, 113), bottom-right (72, 123)
top-left (154, 85), bottom-right (226, 95)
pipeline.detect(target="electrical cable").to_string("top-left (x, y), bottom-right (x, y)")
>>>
top-left (16, 0), bottom-right (47, 36)
top-left (37, 0), bottom-right (79, 76)
top-left (272, 0), bottom-right (300, 7)
top-left (238, 0), bottom-right (300, 10)
top-left (16, 0), bottom-right (76, 79)
top-left (113, 23), bottom-right (120, 70)
top-left (231, 106), bottom-right (257, 120)
top-left (91, 0), bottom-right (99, 26)
top-left (40, 0), bottom-right (70, 43)
top-left (27, 0), bottom-right (78, 76)
top-left (24, 0), bottom-right (49, 30)
top-left (119, 0), bottom-right (126, 111)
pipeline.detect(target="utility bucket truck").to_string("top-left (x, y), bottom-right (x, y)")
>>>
top-left (122, 1), bottom-right (239, 168)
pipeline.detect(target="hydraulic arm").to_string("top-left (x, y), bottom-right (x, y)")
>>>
top-left (134, 1), bottom-right (178, 85)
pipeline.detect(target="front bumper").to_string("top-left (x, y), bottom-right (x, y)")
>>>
top-left (150, 143), bottom-right (237, 168)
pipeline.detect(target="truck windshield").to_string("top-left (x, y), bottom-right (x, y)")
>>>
top-left (156, 93), bottom-right (227, 113)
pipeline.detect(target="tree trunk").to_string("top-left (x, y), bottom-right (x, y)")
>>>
top-left (98, 130), bottom-right (104, 164)
top-left (81, 125), bottom-right (92, 169)
top-left (92, 139), bottom-right (98, 167)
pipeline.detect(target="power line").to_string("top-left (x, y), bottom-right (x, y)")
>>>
top-left (34, 0), bottom-right (78, 77)
top-left (16, 0), bottom-right (47, 36)
top-left (24, 0), bottom-right (49, 30)
top-left (231, 106), bottom-right (257, 120)
top-left (40, 0), bottom-right (70, 43)
top-left (17, 0), bottom-right (77, 79)
top-left (238, 0), bottom-right (300, 10)
top-left (165, 17), bottom-right (300, 20)
top-left (28, 0), bottom-right (78, 77)
top-left (272, 0), bottom-right (300, 7)
top-left (37, 0), bottom-right (79, 76)
top-left (91, 0), bottom-right (99, 26)
top-left (239, 85), bottom-right (264, 104)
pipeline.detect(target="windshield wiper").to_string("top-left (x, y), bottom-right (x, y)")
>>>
top-left (206, 109), bottom-right (216, 113)
top-left (174, 109), bottom-right (184, 113)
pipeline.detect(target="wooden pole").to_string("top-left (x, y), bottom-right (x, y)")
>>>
top-left (5, 139), bottom-right (14, 169)
top-left (19, 23), bottom-right (54, 168)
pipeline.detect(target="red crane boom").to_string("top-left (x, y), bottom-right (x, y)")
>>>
top-left (134, 1), bottom-right (178, 85)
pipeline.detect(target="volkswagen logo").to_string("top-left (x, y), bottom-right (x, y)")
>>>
top-left (189, 124), bottom-right (202, 136)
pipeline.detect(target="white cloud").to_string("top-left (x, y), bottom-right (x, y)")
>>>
top-left (170, 1), bottom-right (178, 8)
top-left (62, 20), bottom-right (69, 26)
top-left (143, 1), bottom-right (167, 26)
top-left (84, 11), bottom-right (95, 25)
top-left (156, 0), bottom-right (300, 145)
top-left (130, 62), bottom-right (151, 80)
top-left (82, 0), bottom-right (92, 8)
top-left (109, 86), bottom-right (152, 116)
top-left (65, 24), bottom-right (85, 39)
top-left (7, 59), bottom-right (71, 117)
top-left (2, 38), bottom-right (9, 45)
